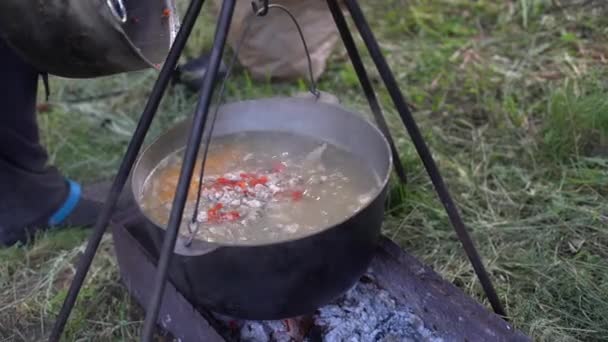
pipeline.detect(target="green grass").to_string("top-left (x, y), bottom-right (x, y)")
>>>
top-left (2, 1), bottom-right (608, 341)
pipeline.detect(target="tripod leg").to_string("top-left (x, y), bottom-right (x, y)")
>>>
top-left (47, 1), bottom-right (209, 341)
top-left (339, 0), bottom-right (507, 317)
top-left (326, 0), bottom-right (407, 185)
top-left (139, 0), bottom-right (236, 340)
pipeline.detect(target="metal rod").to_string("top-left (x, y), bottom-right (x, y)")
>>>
top-left (339, 0), bottom-right (507, 317)
top-left (187, 2), bottom-right (321, 244)
top-left (139, 0), bottom-right (236, 340)
top-left (189, 3), bottom-right (260, 242)
top-left (47, 1), bottom-right (208, 340)
top-left (325, 0), bottom-right (407, 185)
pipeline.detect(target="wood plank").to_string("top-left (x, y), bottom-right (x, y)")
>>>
top-left (371, 238), bottom-right (530, 342)
top-left (112, 222), bottom-right (225, 342)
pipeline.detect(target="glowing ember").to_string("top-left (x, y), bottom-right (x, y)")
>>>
top-left (211, 278), bottom-right (444, 342)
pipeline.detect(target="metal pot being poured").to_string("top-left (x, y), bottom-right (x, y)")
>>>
top-left (0, 0), bottom-right (179, 78)
top-left (130, 96), bottom-right (393, 320)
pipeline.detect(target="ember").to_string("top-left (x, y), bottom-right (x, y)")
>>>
top-left (212, 277), bottom-right (444, 342)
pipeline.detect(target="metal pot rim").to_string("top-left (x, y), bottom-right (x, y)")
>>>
top-left (131, 96), bottom-right (394, 250)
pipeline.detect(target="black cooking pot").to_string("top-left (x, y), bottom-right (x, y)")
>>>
top-left (131, 96), bottom-right (392, 320)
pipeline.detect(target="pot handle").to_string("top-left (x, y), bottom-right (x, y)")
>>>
top-left (292, 90), bottom-right (341, 105)
top-left (230, 2), bottom-right (321, 99)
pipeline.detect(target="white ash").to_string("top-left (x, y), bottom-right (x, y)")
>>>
top-left (213, 278), bottom-right (444, 342)
top-left (240, 321), bottom-right (294, 342)
top-left (312, 281), bottom-right (444, 342)
top-left (213, 315), bottom-right (295, 342)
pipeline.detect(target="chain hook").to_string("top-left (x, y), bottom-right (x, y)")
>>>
top-left (248, 3), bottom-right (320, 98)
top-left (251, 0), bottom-right (269, 16)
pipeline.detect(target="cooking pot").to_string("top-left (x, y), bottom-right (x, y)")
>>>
top-left (130, 96), bottom-right (393, 319)
top-left (0, 0), bottom-right (179, 78)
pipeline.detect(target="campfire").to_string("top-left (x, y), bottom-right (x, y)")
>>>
top-left (211, 276), bottom-right (444, 342)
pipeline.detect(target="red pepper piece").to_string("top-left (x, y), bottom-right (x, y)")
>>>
top-left (291, 191), bottom-right (303, 201)
top-left (224, 211), bottom-right (240, 221)
top-left (207, 210), bottom-right (218, 222)
top-left (207, 203), bottom-right (223, 222)
top-left (249, 176), bottom-right (268, 187)
top-left (216, 177), bottom-right (236, 187)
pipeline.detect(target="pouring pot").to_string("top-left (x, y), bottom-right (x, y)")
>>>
top-left (130, 97), bottom-right (393, 320)
top-left (0, 0), bottom-right (179, 78)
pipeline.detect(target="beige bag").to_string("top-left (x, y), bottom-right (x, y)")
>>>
top-left (211, 0), bottom-right (340, 82)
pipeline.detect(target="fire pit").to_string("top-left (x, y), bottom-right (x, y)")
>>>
top-left (112, 213), bottom-right (530, 342)
top-left (211, 279), bottom-right (444, 342)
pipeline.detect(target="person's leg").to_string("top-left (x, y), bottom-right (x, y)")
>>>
top-left (0, 39), bottom-right (133, 247)
top-left (0, 38), bottom-right (70, 240)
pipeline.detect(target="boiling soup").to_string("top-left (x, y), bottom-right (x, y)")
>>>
top-left (140, 131), bottom-right (382, 245)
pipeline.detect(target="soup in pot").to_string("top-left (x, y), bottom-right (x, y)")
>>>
top-left (139, 131), bottom-right (382, 245)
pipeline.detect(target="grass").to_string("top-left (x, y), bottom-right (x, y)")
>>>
top-left (1, 0), bottom-right (608, 341)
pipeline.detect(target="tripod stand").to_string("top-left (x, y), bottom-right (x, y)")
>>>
top-left (49, 0), bottom-right (506, 341)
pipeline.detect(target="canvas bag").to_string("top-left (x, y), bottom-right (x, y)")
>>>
top-left (211, 0), bottom-right (341, 82)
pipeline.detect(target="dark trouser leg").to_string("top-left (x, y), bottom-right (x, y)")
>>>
top-left (0, 38), bottom-right (67, 232)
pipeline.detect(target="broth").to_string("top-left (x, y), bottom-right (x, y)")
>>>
top-left (140, 131), bottom-right (382, 245)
